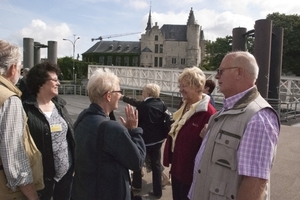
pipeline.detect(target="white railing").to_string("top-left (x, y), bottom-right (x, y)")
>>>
top-left (88, 65), bottom-right (300, 102)
top-left (58, 65), bottom-right (299, 121)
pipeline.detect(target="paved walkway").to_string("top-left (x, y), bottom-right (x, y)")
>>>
top-left (62, 95), bottom-right (300, 200)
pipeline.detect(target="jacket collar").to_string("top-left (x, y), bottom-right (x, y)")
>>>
top-left (0, 75), bottom-right (22, 97)
top-left (232, 86), bottom-right (259, 110)
top-left (24, 94), bottom-right (66, 107)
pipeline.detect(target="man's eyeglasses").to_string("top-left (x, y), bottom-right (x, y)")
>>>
top-left (216, 67), bottom-right (239, 76)
top-left (102, 90), bottom-right (123, 97)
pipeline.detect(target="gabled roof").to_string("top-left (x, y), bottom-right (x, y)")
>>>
top-left (141, 46), bottom-right (152, 52)
top-left (160, 25), bottom-right (187, 41)
top-left (82, 41), bottom-right (141, 54)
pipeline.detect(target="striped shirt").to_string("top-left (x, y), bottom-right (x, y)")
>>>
top-left (189, 86), bottom-right (280, 198)
top-left (0, 96), bottom-right (33, 190)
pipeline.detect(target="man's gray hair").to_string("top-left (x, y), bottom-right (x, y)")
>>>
top-left (227, 51), bottom-right (259, 80)
top-left (0, 40), bottom-right (22, 75)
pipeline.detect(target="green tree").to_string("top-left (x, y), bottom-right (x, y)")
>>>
top-left (201, 36), bottom-right (232, 71)
top-left (267, 12), bottom-right (300, 76)
top-left (57, 56), bottom-right (73, 80)
top-left (57, 57), bottom-right (97, 81)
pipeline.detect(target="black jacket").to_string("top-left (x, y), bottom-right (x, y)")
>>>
top-left (72, 103), bottom-right (146, 200)
top-left (123, 96), bottom-right (166, 144)
top-left (23, 95), bottom-right (75, 180)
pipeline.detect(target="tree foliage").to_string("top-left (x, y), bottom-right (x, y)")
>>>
top-left (201, 36), bottom-right (254, 71)
top-left (267, 12), bottom-right (300, 76)
top-left (57, 57), bottom-right (97, 81)
top-left (200, 36), bottom-right (232, 71)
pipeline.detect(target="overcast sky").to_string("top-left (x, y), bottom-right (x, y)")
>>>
top-left (1, 0), bottom-right (299, 59)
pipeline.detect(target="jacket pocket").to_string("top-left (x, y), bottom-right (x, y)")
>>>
top-left (209, 179), bottom-right (228, 200)
top-left (212, 129), bottom-right (241, 170)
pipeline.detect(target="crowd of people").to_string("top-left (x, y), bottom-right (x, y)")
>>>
top-left (0, 39), bottom-right (280, 200)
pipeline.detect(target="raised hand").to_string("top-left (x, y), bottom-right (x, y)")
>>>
top-left (120, 104), bottom-right (139, 130)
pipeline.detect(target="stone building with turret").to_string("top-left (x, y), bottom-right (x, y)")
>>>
top-left (82, 7), bottom-right (205, 68)
top-left (140, 7), bottom-right (203, 68)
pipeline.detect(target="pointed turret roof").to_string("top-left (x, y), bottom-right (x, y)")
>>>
top-left (187, 7), bottom-right (196, 25)
top-left (145, 8), bottom-right (152, 30)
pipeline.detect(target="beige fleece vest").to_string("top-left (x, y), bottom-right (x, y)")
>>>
top-left (0, 83), bottom-right (44, 199)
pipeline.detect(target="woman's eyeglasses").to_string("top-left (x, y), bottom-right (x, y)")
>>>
top-left (47, 78), bottom-right (60, 82)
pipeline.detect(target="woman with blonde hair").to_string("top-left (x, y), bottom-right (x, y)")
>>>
top-left (163, 66), bottom-right (216, 200)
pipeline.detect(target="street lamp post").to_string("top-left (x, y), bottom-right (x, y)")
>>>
top-left (63, 34), bottom-right (80, 84)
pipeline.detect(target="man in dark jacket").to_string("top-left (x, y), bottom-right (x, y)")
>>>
top-left (122, 83), bottom-right (167, 198)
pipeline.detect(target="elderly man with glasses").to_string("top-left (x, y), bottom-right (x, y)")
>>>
top-left (189, 51), bottom-right (280, 200)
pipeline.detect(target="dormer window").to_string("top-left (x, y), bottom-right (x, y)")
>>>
top-left (117, 45), bottom-right (122, 50)
top-left (155, 35), bottom-right (158, 41)
top-left (109, 45), bottom-right (114, 50)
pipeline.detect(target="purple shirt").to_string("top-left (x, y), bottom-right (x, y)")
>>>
top-left (188, 86), bottom-right (280, 199)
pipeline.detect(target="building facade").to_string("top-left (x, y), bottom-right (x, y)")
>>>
top-left (82, 7), bottom-right (204, 68)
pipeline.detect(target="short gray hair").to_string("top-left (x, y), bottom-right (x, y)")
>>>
top-left (226, 51), bottom-right (259, 80)
top-left (87, 69), bottom-right (120, 103)
top-left (0, 40), bottom-right (22, 75)
top-left (143, 83), bottom-right (161, 98)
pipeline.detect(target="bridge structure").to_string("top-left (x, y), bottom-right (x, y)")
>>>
top-left (59, 65), bottom-right (300, 121)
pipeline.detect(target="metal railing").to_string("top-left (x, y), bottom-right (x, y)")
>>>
top-left (59, 84), bottom-right (299, 122)
top-left (60, 65), bottom-right (300, 122)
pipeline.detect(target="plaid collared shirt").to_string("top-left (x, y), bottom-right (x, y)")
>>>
top-left (0, 96), bottom-right (33, 190)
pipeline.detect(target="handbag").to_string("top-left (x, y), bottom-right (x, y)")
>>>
top-left (155, 101), bottom-right (174, 138)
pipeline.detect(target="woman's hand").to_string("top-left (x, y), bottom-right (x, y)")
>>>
top-left (200, 124), bottom-right (208, 138)
top-left (120, 104), bottom-right (138, 130)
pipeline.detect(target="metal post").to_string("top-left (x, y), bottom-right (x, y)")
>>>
top-left (232, 27), bottom-right (247, 51)
top-left (23, 38), bottom-right (34, 69)
top-left (63, 34), bottom-right (80, 83)
top-left (254, 19), bottom-right (272, 98)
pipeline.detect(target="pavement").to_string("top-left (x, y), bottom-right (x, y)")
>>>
top-left (62, 95), bottom-right (300, 200)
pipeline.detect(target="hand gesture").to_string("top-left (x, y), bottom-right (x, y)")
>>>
top-left (120, 104), bottom-right (138, 130)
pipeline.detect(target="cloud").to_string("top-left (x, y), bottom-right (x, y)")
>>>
top-left (141, 8), bottom-right (254, 41)
top-left (128, 0), bottom-right (148, 10)
top-left (14, 19), bottom-right (74, 58)
top-left (201, 11), bottom-right (255, 40)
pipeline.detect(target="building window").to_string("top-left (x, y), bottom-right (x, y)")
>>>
top-left (107, 56), bottom-right (112, 65)
top-left (155, 35), bottom-right (158, 41)
top-left (159, 57), bottom-right (162, 67)
top-left (99, 56), bottom-right (104, 65)
top-left (154, 57), bottom-right (158, 67)
top-left (133, 56), bottom-right (138, 66)
top-left (172, 58), bottom-right (176, 64)
top-left (159, 44), bottom-right (163, 53)
top-left (116, 56), bottom-right (121, 66)
top-left (124, 56), bottom-right (129, 66)
top-left (155, 44), bottom-right (158, 53)
top-left (181, 58), bottom-right (185, 65)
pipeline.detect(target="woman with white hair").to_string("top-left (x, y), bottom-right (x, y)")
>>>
top-left (163, 66), bottom-right (217, 200)
top-left (71, 69), bottom-right (146, 200)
